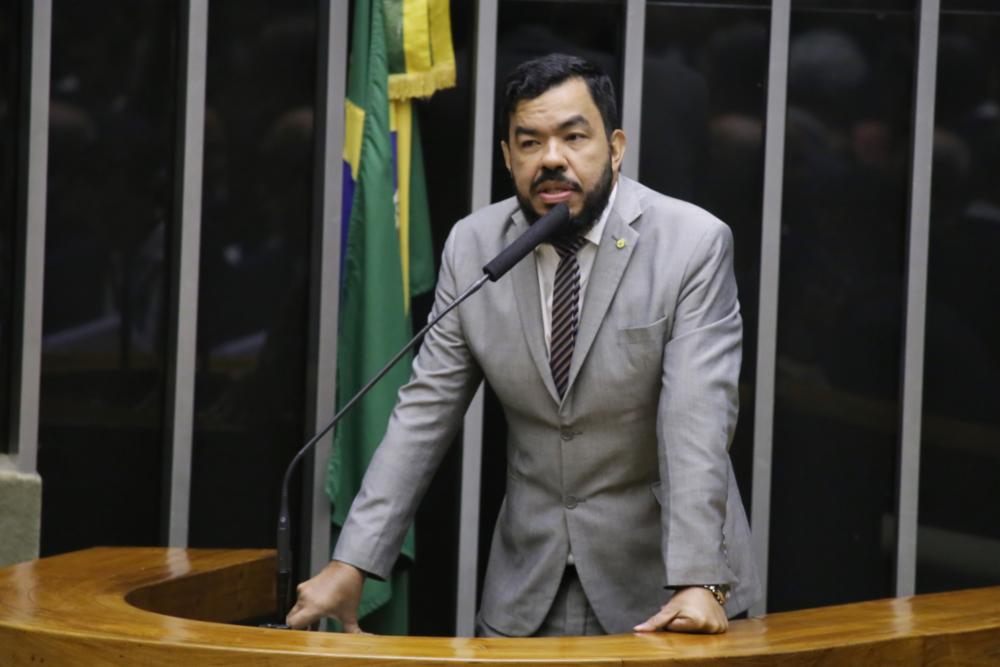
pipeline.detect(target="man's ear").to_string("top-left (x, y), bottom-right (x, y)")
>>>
top-left (501, 140), bottom-right (512, 174)
top-left (609, 129), bottom-right (627, 174)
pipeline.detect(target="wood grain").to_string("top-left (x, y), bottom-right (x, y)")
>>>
top-left (1, 547), bottom-right (998, 665)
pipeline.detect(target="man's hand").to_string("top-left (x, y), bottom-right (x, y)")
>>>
top-left (633, 586), bottom-right (728, 634)
top-left (285, 560), bottom-right (365, 631)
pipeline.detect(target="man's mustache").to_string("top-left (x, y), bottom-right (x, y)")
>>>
top-left (532, 169), bottom-right (581, 192)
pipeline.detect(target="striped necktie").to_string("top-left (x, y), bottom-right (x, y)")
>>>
top-left (550, 236), bottom-right (587, 398)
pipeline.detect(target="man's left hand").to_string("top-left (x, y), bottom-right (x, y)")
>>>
top-left (633, 586), bottom-right (728, 634)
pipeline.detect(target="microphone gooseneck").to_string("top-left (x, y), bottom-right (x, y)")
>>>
top-left (274, 201), bottom-right (573, 625)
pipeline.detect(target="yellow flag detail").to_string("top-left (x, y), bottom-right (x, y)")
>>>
top-left (388, 0), bottom-right (456, 100)
top-left (391, 100), bottom-right (414, 313)
top-left (343, 99), bottom-right (366, 181)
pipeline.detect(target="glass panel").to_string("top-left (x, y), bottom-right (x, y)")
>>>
top-left (794, 0), bottom-right (913, 11)
top-left (39, 1), bottom-right (178, 554)
top-left (768, 0), bottom-right (916, 612)
top-left (641, 0), bottom-right (771, 507)
top-left (648, 0), bottom-right (767, 7)
top-left (188, 1), bottom-right (316, 549)
top-left (0, 2), bottom-right (19, 455)
top-left (917, 0), bottom-right (1000, 593)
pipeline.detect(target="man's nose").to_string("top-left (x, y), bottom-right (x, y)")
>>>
top-left (541, 139), bottom-right (567, 169)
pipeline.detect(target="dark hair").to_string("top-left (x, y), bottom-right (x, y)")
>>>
top-left (500, 53), bottom-right (619, 141)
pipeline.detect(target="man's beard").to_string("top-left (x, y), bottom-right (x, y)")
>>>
top-left (516, 158), bottom-right (614, 242)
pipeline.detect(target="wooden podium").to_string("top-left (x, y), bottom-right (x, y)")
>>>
top-left (1, 547), bottom-right (998, 665)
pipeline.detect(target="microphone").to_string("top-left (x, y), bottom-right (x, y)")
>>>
top-left (272, 201), bottom-right (573, 626)
top-left (483, 203), bottom-right (570, 280)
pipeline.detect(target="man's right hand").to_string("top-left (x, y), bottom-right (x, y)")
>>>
top-left (285, 560), bottom-right (365, 631)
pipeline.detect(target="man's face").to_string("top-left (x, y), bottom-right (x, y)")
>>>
top-left (501, 77), bottom-right (626, 228)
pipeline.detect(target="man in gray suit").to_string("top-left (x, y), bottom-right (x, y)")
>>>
top-left (288, 53), bottom-right (760, 636)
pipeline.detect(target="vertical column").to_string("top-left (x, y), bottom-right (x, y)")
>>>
top-left (163, 0), bottom-right (208, 547)
top-left (304, 0), bottom-right (348, 578)
top-left (895, 0), bottom-right (940, 598)
top-left (454, 0), bottom-right (498, 638)
top-left (10, 0), bottom-right (52, 475)
top-left (620, 0), bottom-right (646, 177)
top-left (749, 0), bottom-right (791, 617)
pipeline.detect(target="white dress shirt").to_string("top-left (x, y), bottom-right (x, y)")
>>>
top-left (534, 183), bottom-right (618, 355)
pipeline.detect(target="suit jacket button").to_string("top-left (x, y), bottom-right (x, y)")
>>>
top-left (564, 495), bottom-right (578, 509)
top-left (560, 429), bottom-right (574, 441)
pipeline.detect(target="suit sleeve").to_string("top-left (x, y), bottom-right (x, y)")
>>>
top-left (333, 226), bottom-right (483, 579)
top-left (657, 220), bottom-right (741, 588)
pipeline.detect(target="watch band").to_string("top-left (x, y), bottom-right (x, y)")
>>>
top-left (701, 584), bottom-right (729, 607)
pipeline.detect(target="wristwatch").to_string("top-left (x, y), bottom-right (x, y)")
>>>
top-left (701, 584), bottom-right (730, 607)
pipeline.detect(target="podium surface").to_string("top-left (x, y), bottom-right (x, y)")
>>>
top-left (1, 547), bottom-right (998, 665)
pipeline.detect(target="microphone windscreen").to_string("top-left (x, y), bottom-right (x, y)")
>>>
top-left (482, 203), bottom-right (571, 281)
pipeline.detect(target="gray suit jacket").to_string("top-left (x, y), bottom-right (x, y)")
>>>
top-left (334, 175), bottom-right (762, 635)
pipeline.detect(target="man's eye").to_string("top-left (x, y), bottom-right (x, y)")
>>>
top-left (520, 140), bottom-right (539, 149)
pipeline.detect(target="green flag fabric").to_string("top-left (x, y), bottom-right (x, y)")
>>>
top-left (326, 0), bottom-right (446, 635)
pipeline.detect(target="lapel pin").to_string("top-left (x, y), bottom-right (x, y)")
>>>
top-left (615, 237), bottom-right (626, 249)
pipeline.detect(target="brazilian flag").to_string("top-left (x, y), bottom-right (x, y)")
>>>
top-left (327, 0), bottom-right (453, 635)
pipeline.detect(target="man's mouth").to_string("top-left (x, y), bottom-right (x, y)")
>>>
top-left (535, 181), bottom-right (579, 205)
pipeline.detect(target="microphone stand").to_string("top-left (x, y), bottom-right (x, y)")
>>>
top-left (273, 272), bottom-right (490, 624)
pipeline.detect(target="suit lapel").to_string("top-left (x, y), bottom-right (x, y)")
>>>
top-left (565, 178), bottom-right (642, 396)
top-left (509, 209), bottom-right (562, 404)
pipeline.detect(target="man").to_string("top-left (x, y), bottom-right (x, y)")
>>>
top-left (288, 53), bottom-right (760, 636)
